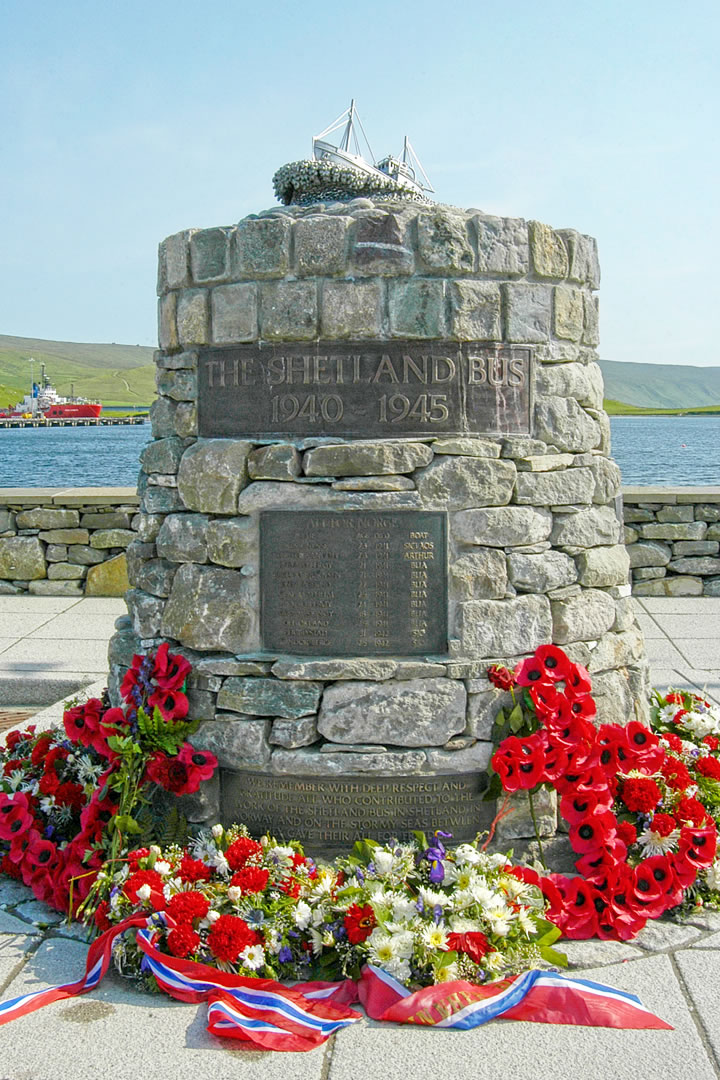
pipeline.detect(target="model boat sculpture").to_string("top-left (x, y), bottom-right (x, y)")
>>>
top-left (273, 100), bottom-right (434, 205)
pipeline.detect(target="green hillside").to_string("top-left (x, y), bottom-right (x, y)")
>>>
top-left (1, 334), bottom-right (719, 413)
top-left (604, 398), bottom-right (720, 416)
top-left (0, 334), bottom-right (156, 407)
top-left (598, 359), bottom-right (720, 410)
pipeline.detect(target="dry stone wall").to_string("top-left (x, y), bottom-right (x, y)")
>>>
top-left (0, 489), bottom-right (137, 597)
top-left (624, 488), bottom-right (720, 596)
top-left (106, 197), bottom-right (649, 847)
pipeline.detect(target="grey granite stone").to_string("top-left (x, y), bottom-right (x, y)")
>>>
top-left (575, 544), bottom-right (631, 587)
top-left (415, 456), bottom-right (516, 510)
top-left (388, 279), bottom-right (446, 338)
top-left (452, 505), bottom-right (553, 547)
top-left (211, 282), bottom-right (258, 343)
top-left (269, 715), bottom-right (320, 749)
top-left (321, 280), bottom-right (383, 338)
top-left (317, 678), bottom-right (466, 747)
top-left (206, 517), bottom-right (255, 567)
top-left (504, 282), bottom-right (552, 342)
top-left (450, 549), bottom-right (508, 599)
top-left (534, 396), bottom-right (601, 453)
top-left (303, 442), bottom-right (433, 477)
top-left (475, 214), bottom-right (529, 276)
top-left (551, 588), bottom-right (617, 643)
top-left (460, 594), bottom-right (552, 656)
top-left (191, 716), bottom-right (271, 768)
top-left (550, 506), bottom-right (622, 547)
top-left (515, 467), bottom-right (594, 506)
top-left (248, 444), bottom-right (302, 480)
top-left (177, 439), bottom-right (252, 514)
top-left (271, 747), bottom-right (426, 776)
top-left (218, 676), bottom-right (322, 718)
top-left (259, 280), bottom-right (318, 340)
top-left (507, 550), bottom-right (577, 592)
top-left (0, 536), bottom-right (46, 580)
top-left (272, 659), bottom-right (397, 680)
top-left (161, 563), bottom-right (254, 652)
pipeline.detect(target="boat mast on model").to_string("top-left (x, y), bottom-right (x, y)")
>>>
top-left (312, 100), bottom-right (434, 198)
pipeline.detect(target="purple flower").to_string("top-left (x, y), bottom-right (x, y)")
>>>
top-left (433, 905), bottom-right (443, 924)
top-left (278, 946), bottom-right (293, 963)
top-left (423, 830), bottom-right (452, 883)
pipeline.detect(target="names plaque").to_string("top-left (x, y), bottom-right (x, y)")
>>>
top-left (221, 771), bottom-right (492, 851)
top-left (260, 510), bottom-right (447, 656)
top-left (197, 341), bottom-right (531, 438)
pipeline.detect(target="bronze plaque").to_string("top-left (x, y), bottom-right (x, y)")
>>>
top-left (197, 341), bottom-right (532, 438)
top-left (260, 510), bottom-right (447, 656)
top-left (221, 770), bottom-right (493, 852)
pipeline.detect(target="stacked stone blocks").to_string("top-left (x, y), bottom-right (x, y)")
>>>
top-left (624, 489), bottom-right (720, 596)
top-left (0, 491), bottom-right (138, 596)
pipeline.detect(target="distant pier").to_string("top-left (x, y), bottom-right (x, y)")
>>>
top-left (0, 416), bottom-right (147, 429)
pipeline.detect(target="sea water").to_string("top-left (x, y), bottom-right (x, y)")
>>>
top-left (0, 415), bottom-right (718, 488)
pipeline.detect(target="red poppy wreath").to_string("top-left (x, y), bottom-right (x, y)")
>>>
top-left (488, 645), bottom-right (717, 940)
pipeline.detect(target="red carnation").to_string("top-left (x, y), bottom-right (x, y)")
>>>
top-left (178, 855), bottom-right (212, 883)
top-left (677, 796), bottom-right (709, 826)
top-left (54, 782), bottom-right (86, 812)
top-left (226, 837), bottom-right (263, 871)
top-left (344, 903), bottom-right (377, 944)
top-left (94, 900), bottom-right (112, 933)
top-left (127, 847), bottom-right (151, 871)
top-left (697, 756), bottom-right (720, 781)
top-left (487, 664), bottom-right (516, 691)
top-left (446, 931), bottom-right (491, 963)
top-left (662, 733), bottom-right (683, 753)
top-left (650, 813), bottom-right (677, 837)
top-left (230, 866), bottom-right (270, 894)
top-left (661, 757), bottom-right (692, 791)
top-left (124, 868), bottom-right (164, 905)
top-left (621, 777), bottom-right (662, 813)
top-left (616, 820), bottom-right (638, 847)
top-left (166, 890), bottom-right (210, 924)
top-left (167, 925), bottom-right (200, 958)
top-left (702, 736), bottom-right (720, 751)
top-left (207, 914), bottom-right (259, 964)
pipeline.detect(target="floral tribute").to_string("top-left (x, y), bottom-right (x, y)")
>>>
top-left (647, 688), bottom-right (720, 911)
top-left (487, 645), bottom-right (718, 940)
top-left (0, 644), bottom-right (217, 918)
top-left (96, 826), bottom-right (562, 991)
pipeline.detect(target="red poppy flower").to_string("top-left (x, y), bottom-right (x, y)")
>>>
top-left (63, 699), bottom-right (103, 749)
top-left (528, 682), bottom-right (563, 720)
top-left (569, 811), bottom-right (617, 854)
top-left (30, 734), bottom-right (54, 767)
top-left (575, 843), bottom-right (626, 885)
top-left (632, 856), bottom-right (679, 917)
top-left (666, 692), bottom-right (684, 705)
top-left (558, 877), bottom-right (600, 939)
top-left (604, 866), bottom-right (648, 940)
top-left (595, 725), bottom-right (630, 774)
top-left (492, 733), bottom-right (547, 792)
top-left (560, 789), bottom-right (605, 826)
top-left (24, 834), bottom-right (59, 875)
top-left (151, 643), bottom-right (192, 692)
top-left (446, 931), bottom-right (491, 963)
top-left (344, 903), bottom-right (377, 944)
top-left (565, 663), bottom-right (593, 697)
top-left (177, 744), bottom-right (217, 788)
top-left (146, 687), bottom-right (190, 723)
top-left (678, 823), bottom-right (717, 868)
top-left (487, 664), bottom-right (516, 691)
top-left (545, 709), bottom-right (596, 749)
top-left (541, 738), bottom-right (572, 783)
top-left (514, 655), bottom-right (554, 688)
top-left (0, 792), bottom-right (34, 842)
top-left (621, 723), bottom-right (665, 773)
top-left (226, 837), bottom-right (263, 871)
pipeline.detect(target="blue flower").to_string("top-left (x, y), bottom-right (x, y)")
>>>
top-left (278, 946), bottom-right (293, 963)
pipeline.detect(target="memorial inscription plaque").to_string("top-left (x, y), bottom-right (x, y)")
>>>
top-left (221, 771), bottom-right (492, 851)
top-left (260, 510), bottom-right (447, 656)
top-left (197, 341), bottom-right (532, 438)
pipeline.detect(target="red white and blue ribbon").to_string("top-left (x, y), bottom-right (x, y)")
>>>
top-left (0, 915), bottom-right (671, 1050)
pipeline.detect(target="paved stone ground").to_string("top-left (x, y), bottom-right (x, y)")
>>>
top-left (1, 874), bottom-right (720, 1080)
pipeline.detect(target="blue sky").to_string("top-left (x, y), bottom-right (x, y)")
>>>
top-left (1, 0), bottom-right (718, 366)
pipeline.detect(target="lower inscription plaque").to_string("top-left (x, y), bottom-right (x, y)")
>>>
top-left (221, 771), bottom-right (493, 851)
top-left (260, 510), bottom-right (447, 656)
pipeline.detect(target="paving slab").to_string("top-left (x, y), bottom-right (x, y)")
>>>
top-left (674, 948), bottom-right (720, 1066)
top-left (0, 938), bottom-right (328, 1080)
top-left (327, 954), bottom-right (715, 1080)
top-left (0, 935), bottom-right (37, 992)
top-left (651, 614), bottom-right (720, 640)
top-left (635, 612), bottom-right (666, 639)
top-left (28, 612), bottom-right (122, 640)
top-left (0, 638), bottom-right (111, 671)
top-left (638, 597), bottom-right (720, 614)
top-left (0, 596), bottom-right (80, 614)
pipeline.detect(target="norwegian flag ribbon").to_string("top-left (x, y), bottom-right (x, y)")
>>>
top-left (0, 915), bottom-right (671, 1050)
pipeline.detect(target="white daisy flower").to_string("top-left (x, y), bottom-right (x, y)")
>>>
top-left (372, 849), bottom-right (395, 876)
top-left (418, 886), bottom-right (449, 908)
top-left (227, 886), bottom-right (242, 904)
top-left (704, 859), bottom-right (720, 891)
top-left (420, 924), bottom-right (449, 950)
top-left (154, 860), bottom-right (172, 876)
top-left (486, 906), bottom-right (514, 937)
top-left (240, 944), bottom-right (265, 971)
top-left (434, 962), bottom-right (459, 983)
top-left (453, 844), bottom-right (484, 867)
top-left (484, 950), bottom-right (506, 973)
top-left (211, 851), bottom-right (230, 877)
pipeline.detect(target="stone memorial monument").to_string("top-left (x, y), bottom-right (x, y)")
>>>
top-left (110, 123), bottom-right (648, 855)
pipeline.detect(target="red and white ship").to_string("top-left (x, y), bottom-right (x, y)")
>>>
top-left (0, 362), bottom-right (102, 420)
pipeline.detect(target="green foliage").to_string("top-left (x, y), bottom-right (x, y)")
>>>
top-left (133, 799), bottom-right (189, 849)
top-left (136, 706), bottom-right (200, 755)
